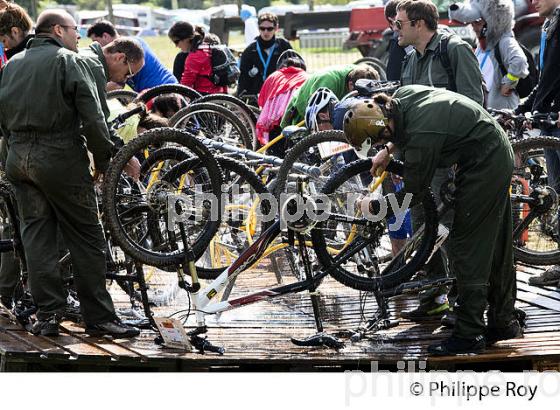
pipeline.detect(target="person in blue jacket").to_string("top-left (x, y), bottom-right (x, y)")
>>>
top-left (87, 20), bottom-right (176, 92)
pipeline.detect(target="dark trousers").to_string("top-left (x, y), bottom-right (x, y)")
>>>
top-left (449, 146), bottom-right (515, 338)
top-left (5, 136), bottom-right (116, 325)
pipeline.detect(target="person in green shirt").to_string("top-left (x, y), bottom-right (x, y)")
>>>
top-left (341, 85), bottom-right (520, 355)
top-left (280, 64), bottom-right (379, 128)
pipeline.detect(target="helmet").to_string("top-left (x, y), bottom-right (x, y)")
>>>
top-left (276, 49), bottom-right (305, 70)
top-left (342, 99), bottom-right (389, 158)
top-left (305, 87), bottom-right (339, 131)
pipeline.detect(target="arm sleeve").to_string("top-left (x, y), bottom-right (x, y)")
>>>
top-left (450, 42), bottom-right (484, 106)
top-left (501, 37), bottom-right (529, 87)
top-left (180, 53), bottom-right (198, 87)
top-left (64, 56), bottom-right (113, 173)
top-left (236, 48), bottom-right (252, 97)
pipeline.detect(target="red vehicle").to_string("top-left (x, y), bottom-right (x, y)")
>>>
top-left (344, 0), bottom-right (544, 61)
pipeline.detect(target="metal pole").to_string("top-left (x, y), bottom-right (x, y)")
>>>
top-left (106, 0), bottom-right (114, 24)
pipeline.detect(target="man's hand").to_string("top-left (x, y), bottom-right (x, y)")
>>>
top-left (500, 84), bottom-right (514, 97)
top-left (124, 156), bottom-right (141, 181)
top-left (370, 148), bottom-right (392, 177)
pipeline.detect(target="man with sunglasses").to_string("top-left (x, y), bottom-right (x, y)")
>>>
top-left (237, 12), bottom-right (292, 98)
top-left (0, 10), bottom-right (140, 338)
top-left (372, 0), bottom-right (484, 327)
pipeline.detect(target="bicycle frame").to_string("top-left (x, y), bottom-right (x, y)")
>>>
top-left (187, 213), bottom-right (377, 328)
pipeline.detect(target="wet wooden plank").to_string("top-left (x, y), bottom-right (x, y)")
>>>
top-left (0, 264), bottom-right (559, 370)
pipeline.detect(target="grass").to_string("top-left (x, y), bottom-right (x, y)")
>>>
top-left (79, 34), bottom-right (362, 73)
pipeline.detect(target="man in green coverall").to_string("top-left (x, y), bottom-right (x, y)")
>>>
top-left (395, 0), bottom-right (484, 324)
top-left (0, 10), bottom-right (140, 337)
top-left (341, 85), bottom-right (520, 355)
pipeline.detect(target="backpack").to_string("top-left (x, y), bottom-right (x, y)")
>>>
top-left (493, 40), bottom-right (537, 99)
top-left (207, 45), bottom-right (240, 87)
top-left (435, 34), bottom-right (490, 107)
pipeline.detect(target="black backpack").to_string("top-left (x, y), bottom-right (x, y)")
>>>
top-left (494, 40), bottom-right (537, 99)
top-left (207, 45), bottom-right (240, 87)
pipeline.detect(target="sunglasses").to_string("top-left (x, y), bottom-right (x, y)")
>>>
top-left (259, 26), bottom-right (275, 32)
top-left (394, 19), bottom-right (416, 30)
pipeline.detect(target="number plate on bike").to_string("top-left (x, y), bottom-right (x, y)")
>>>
top-left (318, 141), bottom-right (352, 158)
top-left (154, 317), bottom-right (192, 350)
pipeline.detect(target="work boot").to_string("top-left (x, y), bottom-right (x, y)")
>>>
top-left (30, 314), bottom-right (61, 337)
top-left (528, 265), bottom-right (560, 286)
top-left (486, 320), bottom-right (523, 346)
top-left (401, 300), bottom-right (449, 322)
top-left (85, 319), bottom-right (140, 338)
top-left (427, 334), bottom-right (485, 356)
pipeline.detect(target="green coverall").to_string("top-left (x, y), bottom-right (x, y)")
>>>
top-left (0, 42), bottom-right (113, 302)
top-left (400, 31), bottom-right (485, 306)
top-left (390, 85), bottom-right (515, 338)
top-left (0, 36), bottom-right (117, 325)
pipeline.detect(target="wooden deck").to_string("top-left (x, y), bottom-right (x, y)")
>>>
top-left (1, 262), bottom-right (560, 371)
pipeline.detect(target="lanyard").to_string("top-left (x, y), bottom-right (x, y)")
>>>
top-left (540, 29), bottom-right (547, 71)
top-left (476, 49), bottom-right (491, 70)
top-left (256, 41), bottom-right (276, 81)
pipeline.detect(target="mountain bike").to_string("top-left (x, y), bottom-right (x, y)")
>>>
top-left (103, 127), bottom-right (439, 352)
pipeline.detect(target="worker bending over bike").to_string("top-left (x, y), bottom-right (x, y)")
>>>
top-left (341, 84), bottom-right (520, 355)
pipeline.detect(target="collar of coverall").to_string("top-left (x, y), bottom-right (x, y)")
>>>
top-left (387, 98), bottom-right (407, 147)
top-left (28, 35), bottom-right (67, 50)
top-left (88, 42), bottom-right (110, 81)
top-left (415, 31), bottom-right (441, 58)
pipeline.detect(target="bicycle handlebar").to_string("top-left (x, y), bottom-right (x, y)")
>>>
top-left (488, 108), bottom-right (559, 129)
top-left (199, 138), bottom-right (322, 179)
top-left (110, 104), bottom-right (146, 130)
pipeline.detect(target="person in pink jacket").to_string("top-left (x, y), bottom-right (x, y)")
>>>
top-left (256, 51), bottom-right (307, 146)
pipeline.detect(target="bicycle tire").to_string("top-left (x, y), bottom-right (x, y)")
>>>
top-left (163, 155), bottom-right (272, 279)
top-left (107, 89), bottom-right (138, 105)
top-left (103, 127), bottom-right (223, 267)
top-left (134, 84), bottom-right (202, 104)
top-left (273, 130), bottom-right (350, 200)
top-left (169, 102), bottom-right (254, 149)
top-left (311, 159), bottom-right (438, 292)
top-left (511, 136), bottom-right (560, 265)
top-left (194, 94), bottom-right (258, 149)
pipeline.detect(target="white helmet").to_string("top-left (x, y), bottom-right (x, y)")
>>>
top-left (305, 87), bottom-right (339, 131)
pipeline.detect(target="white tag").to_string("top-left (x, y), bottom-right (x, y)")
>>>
top-left (154, 317), bottom-right (192, 351)
top-left (317, 141), bottom-right (353, 158)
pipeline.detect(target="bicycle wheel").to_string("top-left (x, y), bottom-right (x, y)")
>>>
top-left (103, 127), bottom-right (223, 267)
top-left (194, 94), bottom-right (258, 149)
top-left (169, 102), bottom-right (254, 149)
top-left (511, 136), bottom-right (560, 265)
top-left (273, 130), bottom-right (352, 200)
top-left (311, 159), bottom-right (438, 292)
top-left (107, 89), bottom-right (138, 105)
top-left (134, 84), bottom-right (202, 105)
top-left (163, 156), bottom-right (272, 279)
